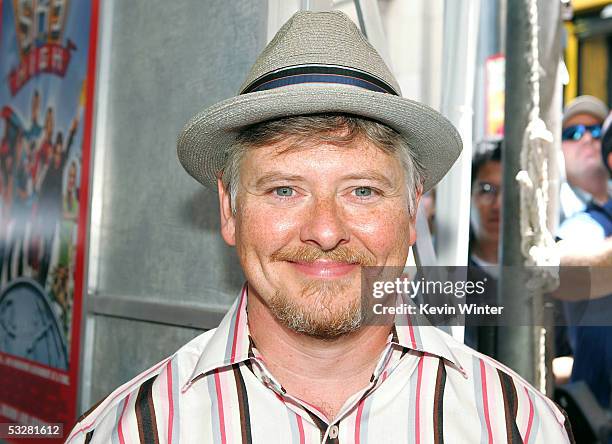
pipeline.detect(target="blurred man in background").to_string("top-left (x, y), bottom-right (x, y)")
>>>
top-left (469, 140), bottom-right (502, 272)
top-left (557, 96), bottom-right (612, 409)
top-left (559, 95), bottom-right (610, 222)
top-left (466, 140), bottom-right (501, 351)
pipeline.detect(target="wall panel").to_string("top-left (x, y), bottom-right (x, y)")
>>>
top-left (82, 0), bottom-right (267, 412)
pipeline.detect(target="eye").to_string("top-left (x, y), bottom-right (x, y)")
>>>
top-left (477, 182), bottom-right (496, 195)
top-left (274, 186), bottom-right (294, 197)
top-left (353, 187), bottom-right (373, 197)
top-left (591, 126), bottom-right (602, 139)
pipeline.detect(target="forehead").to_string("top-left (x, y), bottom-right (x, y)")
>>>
top-left (474, 160), bottom-right (501, 183)
top-left (563, 112), bottom-right (602, 128)
top-left (240, 137), bottom-right (404, 181)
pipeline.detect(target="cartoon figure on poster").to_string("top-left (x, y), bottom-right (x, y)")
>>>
top-left (0, 0), bottom-right (92, 371)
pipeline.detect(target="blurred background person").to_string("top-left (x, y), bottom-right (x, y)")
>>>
top-left (466, 139), bottom-right (501, 350)
top-left (556, 98), bottom-right (612, 410)
top-left (469, 140), bottom-right (502, 272)
top-left (559, 95), bottom-right (610, 222)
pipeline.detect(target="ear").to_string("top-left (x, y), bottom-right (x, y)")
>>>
top-left (607, 152), bottom-right (612, 175)
top-left (408, 188), bottom-right (423, 246)
top-left (218, 176), bottom-right (236, 246)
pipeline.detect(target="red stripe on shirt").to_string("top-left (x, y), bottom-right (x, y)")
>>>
top-left (117, 395), bottom-right (130, 444)
top-left (407, 317), bottom-right (417, 349)
top-left (480, 359), bottom-right (494, 444)
top-left (524, 386), bottom-right (535, 442)
top-left (355, 398), bottom-right (366, 444)
top-left (166, 361), bottom-right (174, 444)
top-left (296, 414), bottom-right (306, 444)
top-left (214, 370), bottom-right (227, 444)
top-left (415, 356), bottom-right (424, 444)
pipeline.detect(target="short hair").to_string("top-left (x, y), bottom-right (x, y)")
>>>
top-left (471, 139), bottom-right (502, 186)
top-left (221, 113), bottom-right (425, 216)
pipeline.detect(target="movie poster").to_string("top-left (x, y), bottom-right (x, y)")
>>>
top-left (0, 0), bottom-right (98, 437)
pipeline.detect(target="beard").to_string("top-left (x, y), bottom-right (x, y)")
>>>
top-left (266, 245), bottom-right (376, 339)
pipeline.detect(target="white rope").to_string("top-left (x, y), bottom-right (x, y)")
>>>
top-left (516, 0), bottom-right (559, 395)
top-left (516, 0), bottom-right (560, 293)
top-left (538, 327), bottom-right (547, 393)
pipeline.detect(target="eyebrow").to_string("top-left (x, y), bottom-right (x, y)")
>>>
top-left (253, 173), bottom-right (306, 189)
top-left (253, 170), bottom-right (396, 189)
top-left (340, 172), bottom-right (395, 188)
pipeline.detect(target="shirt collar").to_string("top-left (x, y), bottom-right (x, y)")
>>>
top-left (561, 182), bottom-right (612, 216)
top-left (560, 182), bottom-right (589, 221)
top-left (184, 284), bottom-right (251, 390)
top-left (184, 283), bottom-right (466, 389)
top-left (391, 308), bottom-right (465, 375)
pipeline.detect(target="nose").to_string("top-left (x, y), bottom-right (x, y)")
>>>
top-left (300, 196), bottom-right (350, 251)
top-left (492, 190), bottom-right (503, 209)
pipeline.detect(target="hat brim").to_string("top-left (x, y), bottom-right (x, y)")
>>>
top-left (177, 84), bottom-right (462, 193)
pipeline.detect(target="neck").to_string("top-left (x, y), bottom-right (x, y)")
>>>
top-left (247, 284), bottom-right (391, 420)
top-left (570, 172), bottom-right (609, 205)
top-left (473, 238), bottom-right (498, 264)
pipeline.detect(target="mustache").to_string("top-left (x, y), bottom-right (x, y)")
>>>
top-left (270, 245), bottom-right (376, 266)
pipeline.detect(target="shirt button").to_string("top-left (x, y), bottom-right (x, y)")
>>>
top-left (261, 376), bottom-right (271, 385)
top-left (329, 425), bottom-right (339, 438)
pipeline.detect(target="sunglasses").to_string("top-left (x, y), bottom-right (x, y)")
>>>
top-left (562, 124), bottom-right (602, 141)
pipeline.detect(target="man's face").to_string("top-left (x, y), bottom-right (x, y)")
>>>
top-left (562, 113), bottom-right (605, 182)
top-left (471, 160), bottom-right (502, 243)
top-left (218, 136), bottom-right (418, 338)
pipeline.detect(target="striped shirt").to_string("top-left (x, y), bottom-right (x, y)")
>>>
top-left (66, 284), bottom-right (573, 443)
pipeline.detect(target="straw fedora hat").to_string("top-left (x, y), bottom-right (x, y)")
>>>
top-left (177, 10), bottom-right (462, 192)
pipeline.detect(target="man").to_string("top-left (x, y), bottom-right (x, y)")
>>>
top-left (557, 96), bottom-right (612, 300)
top-left (557, 102), bottom-right (612, 410)
top-left (466, 141), bottom-right (501, 352)
top-left (67, 11), bottom-right (571, 443)
top-left (558, 95), bottom-right (610, 222)
top-left (470, 140), bottom-right (502, 271)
